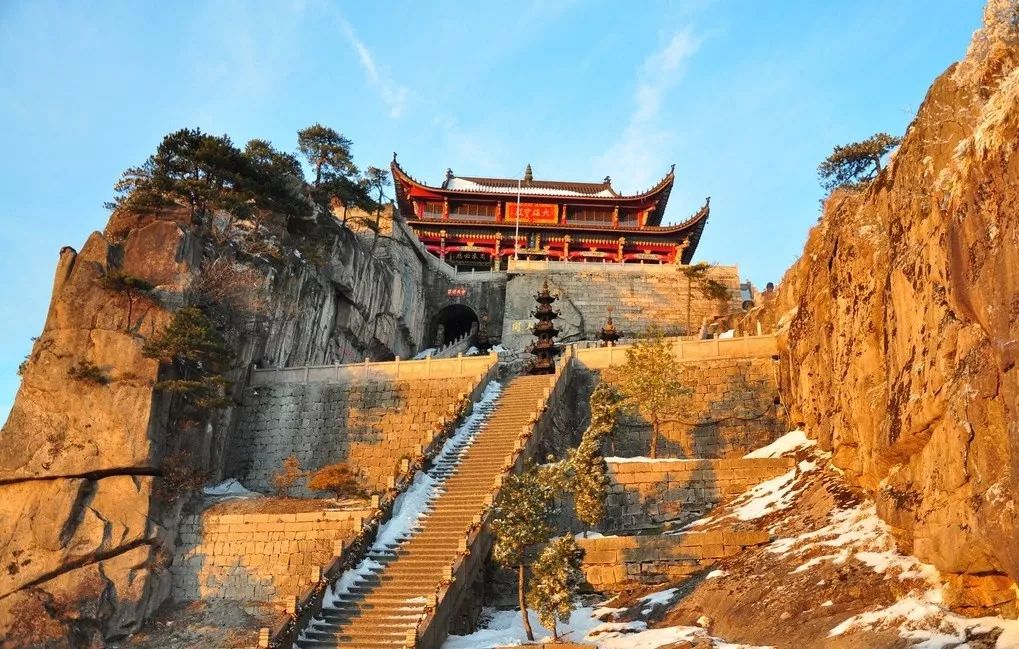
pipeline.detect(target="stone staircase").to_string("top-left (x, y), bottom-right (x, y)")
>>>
top-left (295, 374), bottom-right (554, 649)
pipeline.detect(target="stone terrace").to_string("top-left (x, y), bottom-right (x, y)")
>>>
top-left (229, 376), bottom-right (479, 494)
top-left (172, 505), bottom-right (373, 605)
top-left (602, 356), bottom-right (785, 459)
top-left (603, 457), bottom-right (794, 532)
top-left (577, 529), bottom-right (771, 588)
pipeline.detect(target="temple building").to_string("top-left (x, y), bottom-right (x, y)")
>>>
top-left (391, 156), bottom-right (710, 271)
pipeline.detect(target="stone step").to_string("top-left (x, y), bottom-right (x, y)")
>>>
top-left (294, 374), bottom-right (552, 646)
top-left (296, 639), bottom-right (408, 649)
top-left (318, 601), bottom-right (425, 614)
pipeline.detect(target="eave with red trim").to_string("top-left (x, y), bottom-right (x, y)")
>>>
top-left (390, 154), bottom-right (710, 264)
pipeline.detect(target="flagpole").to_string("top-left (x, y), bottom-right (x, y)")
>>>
top-left (514, 174), bottom-right (521, 260)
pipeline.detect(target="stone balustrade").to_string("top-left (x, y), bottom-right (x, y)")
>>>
top-left (574, 334), bottom-right (779, 369)
top-left (249, 351), bottom-right (497, 386)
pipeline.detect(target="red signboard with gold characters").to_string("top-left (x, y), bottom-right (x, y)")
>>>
top-left (505, 202), bottom-right (558, 224)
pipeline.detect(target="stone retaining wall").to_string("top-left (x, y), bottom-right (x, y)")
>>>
top-left (171, 506), bottom-right (373, 604)
top-left (598, 355), bottom-right (786, 459)
top-left (501, 264), bottom-right (741, 349)
top-left (228, 376), bottom-right (478, 495)
top-left (577, 529), bottom-right (770, 587)
top-left (604, 457), bottom-right (794, 531)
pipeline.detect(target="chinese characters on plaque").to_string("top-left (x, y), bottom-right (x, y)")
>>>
top-left (505, 202), bottom-right (558, 224)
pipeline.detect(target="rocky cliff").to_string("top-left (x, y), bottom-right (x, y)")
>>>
top-left (757, 0), bottom-right (1019, 612)
top-left (0, 205), bottom-right (434, 645)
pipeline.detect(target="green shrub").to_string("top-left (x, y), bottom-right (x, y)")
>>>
top-left (144, 307), bottom-right (233, 410)
top-left (67, 360), bottom-right (110, 385)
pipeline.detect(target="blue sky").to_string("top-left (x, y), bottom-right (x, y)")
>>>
top-left (0, 0), bottom-right (983, 418)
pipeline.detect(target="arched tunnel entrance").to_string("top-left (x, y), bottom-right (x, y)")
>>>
top-left (430, 304), bottom-right (479, 348)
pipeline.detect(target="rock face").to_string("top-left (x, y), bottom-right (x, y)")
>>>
top-left (0, 207), bottom-right (438, 644)
top-left (762, 2), bottom-right (1019, 613)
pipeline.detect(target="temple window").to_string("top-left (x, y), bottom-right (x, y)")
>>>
top-left (568, 207), bottom-right (613, 224)
top-left (449, 202), bottom-right (496, 221)
top-left (618, 210), bottom-right (639, 227)
top-left (422, 202), bottom-right (444, 218)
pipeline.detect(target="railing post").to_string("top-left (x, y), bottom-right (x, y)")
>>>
top-left (426, 355), bottom-right (432, 377)
top-left (364, 358), bottom-right (369, 380)
top-left (458, 352), bottom-right (463, 375)
top-left (303, 366), bottom-right (310, 384)
top-left (395, 356), bottom-right (400, 379)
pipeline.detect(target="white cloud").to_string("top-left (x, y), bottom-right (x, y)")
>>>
top-left (596, 28), bottom-right (701, 191)
top-left (338, 18), bottom-right (408, 119)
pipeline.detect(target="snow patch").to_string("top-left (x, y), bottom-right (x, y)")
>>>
top-left (744, 430), bottom-right (814, 459)
top-left (442, 603), bottom-right (774, 648)
top-left (639, 587), bottom-right (679, 615)
top-left (203, 479), bottom-right (260, 499)
top-left (606, 456), bottom-right (666, 463)
top-left (730, 469), bottom-right (804, 521)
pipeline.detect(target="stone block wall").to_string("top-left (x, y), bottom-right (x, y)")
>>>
top-left (501, 264), bottom-right (741, 349)
top-left (171, 506), bottom-right (372, 604)
top-left (228, 376), bottom-right (476, 494)
top-left (600, 356), bottom-right (786, 459)
top-left (603, 457), bottom-right (794, 532)
top-left (577, 529), bottom-right (770, 588)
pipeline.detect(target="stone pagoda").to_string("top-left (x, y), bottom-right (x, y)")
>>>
top-left (599, 306), bottom-right (621, 346)
top-left (528, 280), bottom-right (560, 374)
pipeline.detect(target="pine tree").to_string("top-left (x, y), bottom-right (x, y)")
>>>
top-left (568, 435), bottom-right (608, 535)
top-left (614, 329), bottom-right (691, 458)
top-left (679, 262), bottom-right (731, 335)
top-left (99, 270), bottom-right (154, 332)
top-left (529, 535), bottom-right (585, 640)
top-left (107, 128), bottom-right (313, 224)
top-left (142, 307), bottom-right (233, 410)
top-left (490, 465), bottom-right (558, 642)
top-left (588, 381), bottom-right (622, 451)
top-left (818, 132), bottom-right (901, 192)
top-left (296, 123), bottom-right (357, 186)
